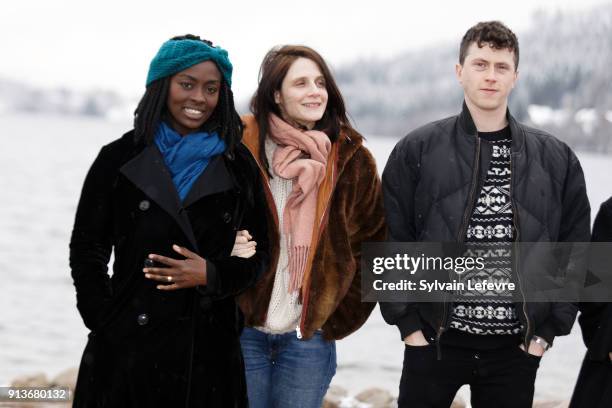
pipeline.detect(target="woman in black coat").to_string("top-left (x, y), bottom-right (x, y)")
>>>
top-left (69, 35), bottom-right (269, 407)
top-left (570, 196), bottom-right (612, 407)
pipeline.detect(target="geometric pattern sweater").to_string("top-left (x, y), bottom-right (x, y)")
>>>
top-left (449, 126), bottom-right (522, 336)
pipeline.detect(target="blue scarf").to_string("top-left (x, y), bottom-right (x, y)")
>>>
top-left (154, 122), bottom-right (226, 201)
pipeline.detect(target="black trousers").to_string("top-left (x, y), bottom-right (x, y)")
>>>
top-left (569, 354), bottom-right (612, 408)
top-left (398, 343), bottom-right (540, 408)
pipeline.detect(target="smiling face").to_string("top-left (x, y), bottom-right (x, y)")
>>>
top-left (456, 42), bottom-right (518, 115)
top-left (274, 57), bottom-right (328, 129)
top-left (166, 60), bottom-right (221, 135)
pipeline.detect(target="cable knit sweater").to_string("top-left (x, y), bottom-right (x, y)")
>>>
top-left (256, 137), bottom-right (302, 334)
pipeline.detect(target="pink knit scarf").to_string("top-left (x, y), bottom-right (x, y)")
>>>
top-left (267, 113), bottom-right (331, 293)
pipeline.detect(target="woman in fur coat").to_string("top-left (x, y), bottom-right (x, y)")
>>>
top-left (235, 45), bottom-right (386, 408)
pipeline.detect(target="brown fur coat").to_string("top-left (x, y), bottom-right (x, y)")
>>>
top-left (237, 115), bottom-right (386, 340)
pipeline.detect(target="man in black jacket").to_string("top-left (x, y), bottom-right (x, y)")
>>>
top-left (381, 21), bottom-right (591, 407)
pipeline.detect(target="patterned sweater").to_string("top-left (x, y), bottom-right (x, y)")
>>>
top-left (448, 126), bottom-right (522, 341)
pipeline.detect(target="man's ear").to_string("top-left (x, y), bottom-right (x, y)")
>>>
top-left (455, 63), bottom-right (463, 84)
top-left (512, 69), bottom-right (519, 88)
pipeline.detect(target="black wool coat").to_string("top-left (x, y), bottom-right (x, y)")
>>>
top-left (571, 197), bottom-right (612, 408)
top-left (578, 197), bottom-right (612, 360)
top-left (69, 131), bottom-right (269, 408)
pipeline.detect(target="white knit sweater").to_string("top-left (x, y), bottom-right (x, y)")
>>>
top-left (256, 138), bottom-right (303, 334)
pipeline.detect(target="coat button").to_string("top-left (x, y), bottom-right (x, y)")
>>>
top-left (137, 313), bottom-right (149, 326)
top-left (139, 200), bottom-right (150, 211)
top-left (222, 212), bottom-right (232, 223)
top-left (143, 258), bottom-right (155, 268)
top-left (200, 298), bottom-right (212, 310)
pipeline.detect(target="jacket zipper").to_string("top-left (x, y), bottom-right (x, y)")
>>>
top-left (458, 136), bottom-right (482, 242)
top-left (296, 143), bottom-right (340, 339)
top-left (435, 135), bottom-right (482, 359)
top-left (509, 150), bottom-right (531, 351)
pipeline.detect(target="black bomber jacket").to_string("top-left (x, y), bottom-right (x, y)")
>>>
top-left (380, 102), bottom-right (591, 353)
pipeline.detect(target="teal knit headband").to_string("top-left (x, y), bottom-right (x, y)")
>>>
top-left (146, 39), bottom-right (233, 87)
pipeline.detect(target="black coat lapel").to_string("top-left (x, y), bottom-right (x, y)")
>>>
top-left (119, 145), bottom-right (198, 249)
top-left (183, 155), bottom-right (234, 208)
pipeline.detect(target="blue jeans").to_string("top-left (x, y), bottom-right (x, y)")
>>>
top-left (240, 327), bottom-right (337, 408)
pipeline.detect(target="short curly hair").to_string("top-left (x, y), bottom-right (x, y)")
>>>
top-left (459, 21), bottom-right (519, 69)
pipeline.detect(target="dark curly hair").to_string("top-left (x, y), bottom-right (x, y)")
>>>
top-left (459, 21), bottom-right (519, 69)
top-left (133, 34), bottom-right (243, 156)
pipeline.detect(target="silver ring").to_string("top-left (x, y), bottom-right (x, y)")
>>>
top-left (167, 276), bottom-right (173, 282)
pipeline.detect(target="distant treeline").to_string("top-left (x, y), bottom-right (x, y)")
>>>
top-left (1, 5), bottom-right (611, 153)
top-left (335, 5), bottom-right (612, 153)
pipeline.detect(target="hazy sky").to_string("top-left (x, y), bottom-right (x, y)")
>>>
top-left (1, 0), bottom-right (609, 101)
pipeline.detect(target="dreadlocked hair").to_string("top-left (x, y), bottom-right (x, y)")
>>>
top-left (133, 34), bottom-right (243, 157)
top-left (133, 77), bottom-right (170, 146)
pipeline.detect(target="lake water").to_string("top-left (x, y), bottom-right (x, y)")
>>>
top-left (1, 113), bottom-right (610, 403)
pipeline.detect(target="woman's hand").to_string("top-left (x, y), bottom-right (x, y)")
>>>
top-left (230, 230), bottom-right (257, 258)
top-left (143, 244), bottom-right (207, 290)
